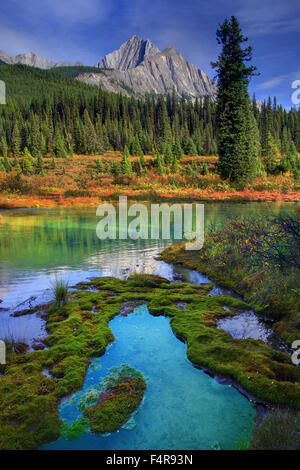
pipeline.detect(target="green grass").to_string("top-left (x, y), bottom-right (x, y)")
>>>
top-left (51, 277), bottom-right (69, 306)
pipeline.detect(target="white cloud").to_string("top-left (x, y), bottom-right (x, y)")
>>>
top-left (258, 69), bottom-right (300, 89)
top-left (0, 26), bottom-right (48, 56)
top-left (236, 0), bottom-right (300, 35)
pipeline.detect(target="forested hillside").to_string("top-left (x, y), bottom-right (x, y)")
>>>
top-left (0, 63), bottom-right (299, 180)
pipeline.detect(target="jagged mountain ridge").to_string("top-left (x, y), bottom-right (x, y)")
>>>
top-left (0, 50), bottom-right (84, 69)
top-left (0, 35), bottom-right (216, 99)
top-left (78, 40), bottom-right (216, 99)
top-left (94, 34), bottom-right (160, 70)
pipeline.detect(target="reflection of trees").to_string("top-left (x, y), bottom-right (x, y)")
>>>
top-left (0, 202), bottom-right (296, 273)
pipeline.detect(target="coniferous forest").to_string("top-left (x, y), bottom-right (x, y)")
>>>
top-left (0, 62), bottom-right (299, 183)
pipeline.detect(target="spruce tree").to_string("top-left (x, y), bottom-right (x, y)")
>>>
top-left (111, 160), bottom-right (120, 176)
top-left (51, 155), bottom-right (57, 170)
top-left (186, 139), bottom-right (198, 156)
top-left (121, 146), bottom-right (132, 174)
top-left (3, 155), bottom-right (12, 172)
top-left (55, 129), bottom-right (68, 158)
top-left (157, 154), bottom-right (165, 175)
top-left (36, 153), bottom-right (44, 175)
top-left (172, 140), bottom-right (184, 159)
top-left (12, 123), bottom-right (21, 158)
top-left (164, 144), bottom-right (173, 165)
top-left (0, 137), bottom-right (8, 158)
top-left (20, 147), bottom-right (34, 175)
top-left (82, 109), bottom-right (98, 154)
top-left (211, 16), bottom-right (260, 187)
top-left (171, 154), bottom-right (179, 173)
top-left (130, 137), bottom-right (143, 156)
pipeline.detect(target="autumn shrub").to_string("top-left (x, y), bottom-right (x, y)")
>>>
top-left (0, 172), bottom-right (32, 194)
top-left (250, 176), bottom-right (295, 193)
top-left (189, 212), bottom-right (300, 317)
top-left (64, 189), bottom-right (92, 197)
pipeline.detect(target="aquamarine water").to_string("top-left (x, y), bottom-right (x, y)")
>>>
top-left (1, 202), bottom-right (297, 449)
top-left (45, 304), bottom-right (255, 450)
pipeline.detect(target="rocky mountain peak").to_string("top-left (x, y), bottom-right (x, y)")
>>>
top-left (162, 45), bottom-right (178, 56)
top-left (94, 35), bottom-right (161, 70)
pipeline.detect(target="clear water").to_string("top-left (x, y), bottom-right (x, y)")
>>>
top-left (44, 304), bottom-right (255, 450)
top-left (217, 311), bottom-right (288, 352)
top-left (0, 201), bottom-right (297, 449)
top-left (0, 202), bottom-right (296, 312)
top-left (218, 311), bottom-right (274, 342)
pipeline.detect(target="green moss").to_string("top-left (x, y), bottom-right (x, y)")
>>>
top-left (1, 274), bottom-right (300, 449)
top-left (159, 242), bottom-right (300, 344)
top-left (60, 416), bottom-right (90, 441)
top-left (84, 376), bottom-right (146, 434)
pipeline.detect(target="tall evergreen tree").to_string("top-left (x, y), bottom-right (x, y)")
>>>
top-left (171, 154), bottom-right (179, 173)
top-left (0, 137), bottom-right (8, 158)
top-left (35, 153), bottom-right (44, 175)
top-left (172, 140), bottom-right (184, 159)
top-left (12, 123), bottom-right (21, 158)
top-left (121, 146), bottom-right (132, 174)
top-left (186, 139), bottom-right (198, 156)
top-left (164, 144), bottom-right (173, 165)
top-left (211, 16), bottom-right (260, 186)
top-left (20, 147), bottom-right (34, 175)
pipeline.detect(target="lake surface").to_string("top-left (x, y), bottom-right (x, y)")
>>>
top-left (0, 201), bottom-right (296, 313)
top-left (0, 201), bottom-right (297, 449)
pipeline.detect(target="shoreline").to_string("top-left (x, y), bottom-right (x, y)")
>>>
top-left (0, 190), bottom-right (300, 210)
top-left (158, 234), bottom-right (300, 346)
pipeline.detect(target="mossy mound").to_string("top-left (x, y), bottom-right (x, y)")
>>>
top-left (127, 273), bottom-right (170, 287)
top-left (1, 274), bottom-right (300, 449)
top-left (84, 377), bottom-right (146, 434)
top-left (159, 242), bottom-right (300, 344)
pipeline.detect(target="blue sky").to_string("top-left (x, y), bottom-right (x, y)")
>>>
top-left (0, 0), bottom-right (299, 108)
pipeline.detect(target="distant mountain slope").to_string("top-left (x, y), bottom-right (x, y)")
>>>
top-left (0, 35), bottom-right (216, 99)
top-left (54, 65), bottom-right (103, 78)
top-left (0, 50), bottom-right (84, 69)
top-left (0, 64), bottom-right (96, 101)
top-left (77, 45), bottom-right (216, 99)
top-left (95, 35), bottom-right (161, 70)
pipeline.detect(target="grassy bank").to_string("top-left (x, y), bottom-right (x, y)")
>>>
top-left (0, 153), bottom-right (299, 209)
top-left (2, 274), bottom-right (300, 449)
